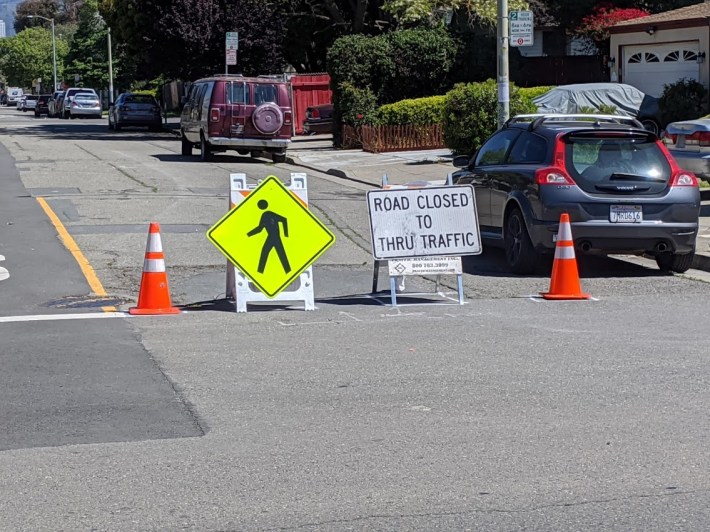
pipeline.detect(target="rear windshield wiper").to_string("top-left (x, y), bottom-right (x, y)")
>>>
top-left (609, 173), bottom-right (666, 183)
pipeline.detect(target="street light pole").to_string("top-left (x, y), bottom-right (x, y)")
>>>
top-left (28, 15), bottom-right (57, 92)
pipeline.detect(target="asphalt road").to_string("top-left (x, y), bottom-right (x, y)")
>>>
top-left (0, 108), bottom-right (709, 530)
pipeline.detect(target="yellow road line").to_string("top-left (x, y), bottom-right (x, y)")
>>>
top-left (35, 197), bottom-right (117, 312)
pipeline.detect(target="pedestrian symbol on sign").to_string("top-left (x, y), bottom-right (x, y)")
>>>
top-left (247, 200), bottom-right (291, 274)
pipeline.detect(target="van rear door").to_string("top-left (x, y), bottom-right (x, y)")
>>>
top-left (225, 81), bottom-right (248, 139)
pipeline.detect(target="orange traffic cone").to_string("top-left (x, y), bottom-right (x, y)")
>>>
top-left (129, 222), bottom-right (181, 315)
top-left (540, 213), bottom-right (591, 300)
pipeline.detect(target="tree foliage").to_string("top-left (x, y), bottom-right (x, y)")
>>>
top-left (382, 0), bottom-right (529, 26)
top-left (64, 0), bottom-right (111, 88)
top-left (0, 26), bottom-right (69, 88)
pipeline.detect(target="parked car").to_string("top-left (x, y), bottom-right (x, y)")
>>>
top-left (47, 91), bottom-right (64, 117)
top-left (303, 103), bottom-right (333, 134)
top-left (7, 87), bottom-right (24, 105)
top-left (22, 94), bottom-right (39, 113)
top-left (533, 83), bottom-right (663, 135)
top-left (61, 87), bottom-right (99, 118)
top-left (16, 96), bottom-right (27, 110)
top-left (451, 113), bottom-right (700, 274)
top-left (50, 92), bottom-right (65, 118)
top-left (180, 74), bottom-right (293, 162)
top-left (66, 92), bottom-right (102, 119)
top-left (108, 93), bottom-right (162, 131)
top-left (662, 118), bottom-right (710, 181)
top-left (34, 94), bottom-right (52, 117)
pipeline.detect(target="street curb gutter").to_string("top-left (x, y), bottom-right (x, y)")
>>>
top-left (286, 156), bottom-right (378, 188)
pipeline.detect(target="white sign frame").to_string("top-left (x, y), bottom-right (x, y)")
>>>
top-left (367, 185), bottom-right (481, 260)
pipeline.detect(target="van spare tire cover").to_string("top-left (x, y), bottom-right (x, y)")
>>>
top-left (252, 103), bottom-right (284, 134)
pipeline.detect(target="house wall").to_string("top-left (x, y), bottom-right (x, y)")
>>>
top-left (610, 26), bottom-right (710, 95)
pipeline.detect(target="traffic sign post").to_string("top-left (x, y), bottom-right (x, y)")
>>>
top-left (225, 31), bottom-right (238, 72)
top-left (509, 10), bottom-right (534, 47)
top-left (208, 173), bottom-right (335, 312)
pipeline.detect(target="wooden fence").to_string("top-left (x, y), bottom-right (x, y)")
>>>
top-left (342, 124), bottom-right (445, 153)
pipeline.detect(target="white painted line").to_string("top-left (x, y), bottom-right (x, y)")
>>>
top-left (0, 311), bottom-right (130, 324)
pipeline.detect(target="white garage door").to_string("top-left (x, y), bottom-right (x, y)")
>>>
top-left (622, 43), bottom-right (699, 97)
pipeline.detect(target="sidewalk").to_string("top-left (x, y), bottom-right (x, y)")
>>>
top-left (287, 135), bottom-right (710, 273)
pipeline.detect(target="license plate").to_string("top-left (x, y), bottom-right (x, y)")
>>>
top-left (610, 205), bottom-right (642, 223)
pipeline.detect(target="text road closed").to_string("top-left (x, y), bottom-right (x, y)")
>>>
top-left (367, 185), bottom-right (481, 260)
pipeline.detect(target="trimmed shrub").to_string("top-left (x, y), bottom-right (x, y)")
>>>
top-left (381, 29), bottom-right (458, 104)
top-left (659, 78), bottom-right (709, 124)
top-left (336, 82), bottom-right (379, 126)
top-left (443, 79), bottom-right (537, 155)
top-left (376, 95), bottom-right (446, 126)
top-left (327, 34), bottom-right (394, 102)
top-left (518, 85), bottom-right (554, 109)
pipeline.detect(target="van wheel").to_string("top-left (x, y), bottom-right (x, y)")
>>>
top-left (272, 152), bottom-right (286, 163)
top-left (504, 208), bottom-right (540, 274)
top-left (200, 135), bottom-right (211, 161)
top-left (181, 133), bottom-right (192, 156)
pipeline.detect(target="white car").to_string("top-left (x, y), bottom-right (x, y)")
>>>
top-left (7, 87), bottom-right (24, 105)
top-left (16, 96), bottom-right (26, 110)
top-left (22, 95), bottom-right (39, 112)
top-left (67, 93), bottom-right (102, 119)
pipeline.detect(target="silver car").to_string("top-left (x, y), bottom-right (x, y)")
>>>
top-left (663, 119), bottom-right (710, 181)
top-left (67, 93), bottom-right (102, 119)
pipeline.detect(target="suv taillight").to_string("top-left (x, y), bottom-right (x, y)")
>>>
top-left (535, 136), bottom-right (576, 185)
top-left (284, 110), bottom-right (292, 126)
top-left (669, 170), bottom-right (698, 187)
top-left (210, 108), bottom-right (220, 122)
top-left (310, 108), bottom-right (320, 119)
top-left (535, 167), bottom-right (575, 185)
top-left (658, 140), bottom-right (699, 186)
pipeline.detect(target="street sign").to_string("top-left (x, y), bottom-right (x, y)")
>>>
top-left (207, 175), bottom-right (335, 298)
top-left (226, 49), bottom-right (237, 66)
top-left (509, 10), bottom-right (534, 47)
top-left (367, 185), bottom-right (481, 260)
top-left (388, 256), bottom-right (462, 276)
top-left (225, 31), bottom-right (238, 50)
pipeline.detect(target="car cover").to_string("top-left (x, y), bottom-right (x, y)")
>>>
top-left (533, 83), bottom-right (659, 120)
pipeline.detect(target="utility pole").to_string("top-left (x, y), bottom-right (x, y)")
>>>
top-left (108, 27), bottom-right (114, 104)
top-left (497, 0), bottom-right (510, 128)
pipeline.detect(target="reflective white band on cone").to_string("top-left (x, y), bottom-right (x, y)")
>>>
top-left (554, 245), bottom-right (577, 260)
top-left (143, 258), bottom-right (166, 272)
top-left (146, 234), bottom-right (163, 253)
top-left (557, 222), bottom-right (573, 242)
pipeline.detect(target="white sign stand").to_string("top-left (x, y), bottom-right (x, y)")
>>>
top-left (225, 173), bottom-right (315, 312)
top-left (370, 174), bottom-right (475, 307)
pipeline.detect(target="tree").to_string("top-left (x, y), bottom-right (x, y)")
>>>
top-left (14, 0), bottom-right (59, 33)
top-left (0, 26), bottom-right (69, 88)
top-left (64, 0), bottom-right (111, 88)
top-left (382, 0), bottom-right (529, 26)
top-left (574, 4), bottom-right (650, 54)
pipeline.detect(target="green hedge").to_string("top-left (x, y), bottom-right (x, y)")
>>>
top-left (376, 95), bottom-right (446, 126)
top-left (442, 79), bottom-right (537, 155)
top-left (659, 78), bottom-right (709, 124)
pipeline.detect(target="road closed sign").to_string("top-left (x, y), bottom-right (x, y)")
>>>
top-left (367, 185), bottom-right (481, 260)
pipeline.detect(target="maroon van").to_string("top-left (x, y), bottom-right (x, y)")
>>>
top-left (180, 74), bottom-right (293, 163)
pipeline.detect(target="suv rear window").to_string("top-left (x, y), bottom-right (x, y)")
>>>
top-left (564, 133), bottom-right (672, 193)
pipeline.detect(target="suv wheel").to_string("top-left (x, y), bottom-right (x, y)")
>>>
top-left (504, 208), bottom-right (540, 274)
top-left (272, 152), bottom-right (286, 164)
top-left (181, 133), bottom-right (192, 156)
top-left (655, 250), bottom-right (694, 273)
top-left (199, 134), bottom-right (211, 161)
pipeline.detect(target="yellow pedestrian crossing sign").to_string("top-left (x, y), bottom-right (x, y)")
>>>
top-left (207, 175), bottom-right (336, 298)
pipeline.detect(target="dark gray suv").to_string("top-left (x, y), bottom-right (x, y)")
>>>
top-left (452, 114), bottom-right (701, 274)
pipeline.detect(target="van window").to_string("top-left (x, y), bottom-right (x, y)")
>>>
top-left (227, 82), bottom-right (248, 105)
top-left (254, 84), bottom-right (277, 105)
